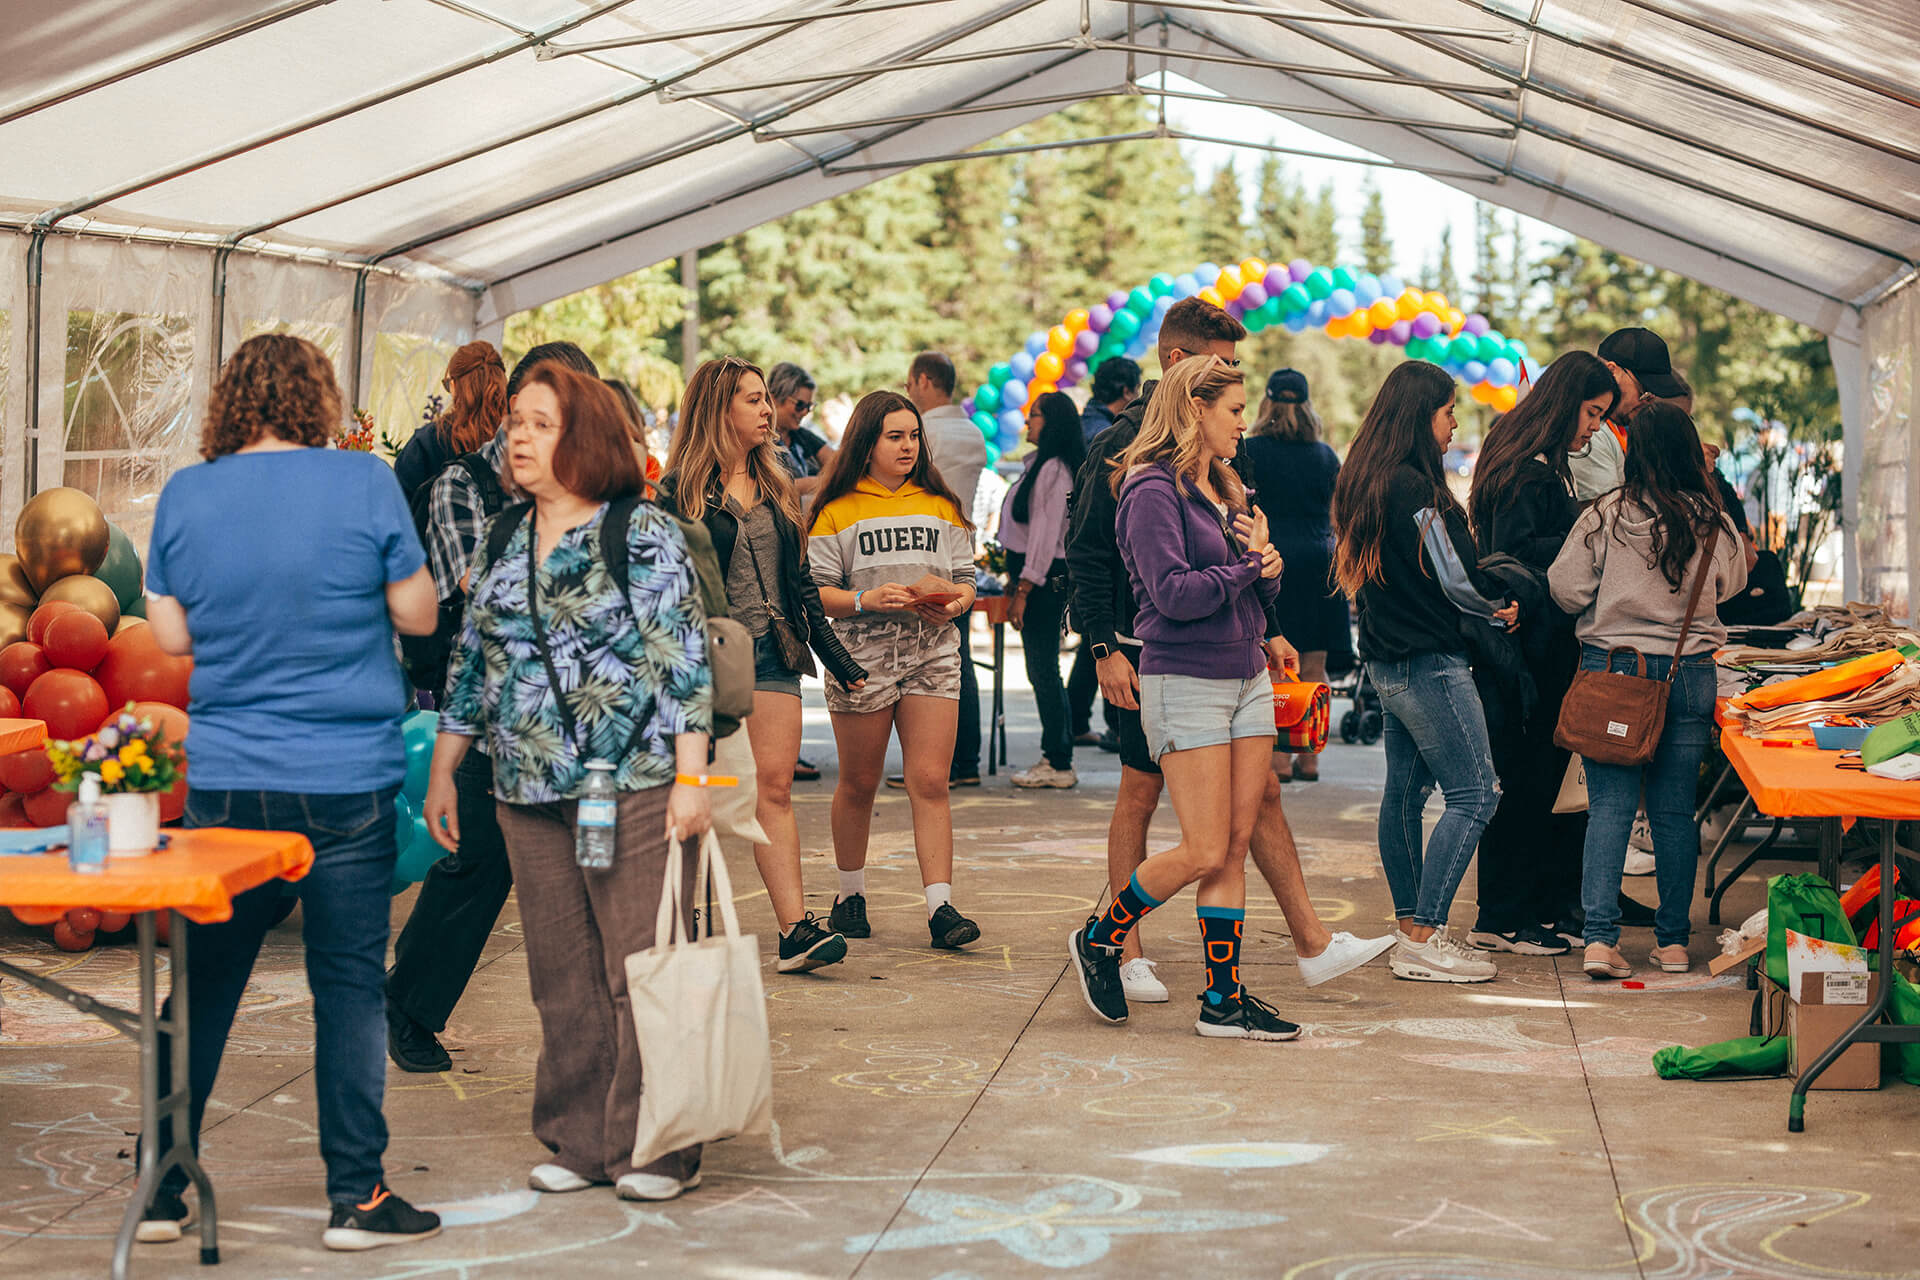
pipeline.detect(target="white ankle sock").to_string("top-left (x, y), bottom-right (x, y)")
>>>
top-left (924, 882), bottom-right (952, 917)
top-left (837, 869), bottom-right (865, 901)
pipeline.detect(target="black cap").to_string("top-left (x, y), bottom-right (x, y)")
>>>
top-left (1597, 327), bottom-right (1684, 399)
top-left (1266, 368), bottom-right (1310, 404)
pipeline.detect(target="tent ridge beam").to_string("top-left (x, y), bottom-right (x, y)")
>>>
top-left (1130, 0), bottom-right (1517, 41)
top-left (756, 87), bottom-right (1133, 140)
top-left (27, 0), bottom-right (642, 231)
top-left (1107, 37), bottom-right (1514, 96)
top-left (537, 0), bottom-right (960, 57)
top-left (660, 40), bottom-right (1083, 100)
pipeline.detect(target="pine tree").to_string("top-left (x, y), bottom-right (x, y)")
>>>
top-left (1358, 176), bottom-right (1393, 276)
top-left (1471, 200), bottom-right (1502, 322)
top-left (1194, 159), bottom-right (1247, 265)
top-left (1429, 224), bottom-right (1461, 301)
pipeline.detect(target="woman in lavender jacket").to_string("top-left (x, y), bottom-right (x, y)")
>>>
top-left (1064, 355), bottom-right (1298, 1041)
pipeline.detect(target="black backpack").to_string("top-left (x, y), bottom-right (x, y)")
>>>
top-left (401, 453), bottom-right (506, 696)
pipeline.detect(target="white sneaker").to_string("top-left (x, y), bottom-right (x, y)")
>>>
top-left (1629, 811), bottom-right (1654, 853)
top-left (1389, 928), bottom-right (1497, 983)
top-left (1012, 761), bottom-right (1077, 789)
top-left (529, 1163), bottom-right (593, 1193)
top-left (1296, 931), bottom-right (1396, 987)
top-left (1623, 848), bottom-right (1657, 876)
top-left (615, 1171), bottom-right (701, 1202)
top-left (1119, 957), bottom-right (1168, 1002)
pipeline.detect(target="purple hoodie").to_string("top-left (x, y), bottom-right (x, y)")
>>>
top-left (1115, 462), bottom-right (1279, 678)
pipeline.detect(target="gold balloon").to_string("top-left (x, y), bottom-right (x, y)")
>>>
top-left (0, 554), bottom-right (35, 607)
top-left (114, 617), bottom-right (148, 636)
top-left (15, 487), bottom-right (110, 593)
top-left (38, 574), bottom-right (120, 632)
top-left (0, 602), bottom-right (29, 648)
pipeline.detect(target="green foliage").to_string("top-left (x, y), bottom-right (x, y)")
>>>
top-left (503, 262), bottom-right (687, 411)
top-left (1358, 176), bottom-right (1393, 277)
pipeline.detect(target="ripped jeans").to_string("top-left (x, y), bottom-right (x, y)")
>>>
top-left (1371, 651), bottom-right (1501, 931)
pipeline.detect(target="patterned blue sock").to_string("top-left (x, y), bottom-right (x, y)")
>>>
top-left (1198, 906), bottom-right (1245, 1006)
top-left (1087, 872), bottom-right (1164, 950)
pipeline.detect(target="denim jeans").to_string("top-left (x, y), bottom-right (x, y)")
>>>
top-left (1372, 652), bottom-right (1501, 930)
top-left (1578, 647), bottom-right (1716, 948)
top-left (157, 786), bottom-right (400, 1204)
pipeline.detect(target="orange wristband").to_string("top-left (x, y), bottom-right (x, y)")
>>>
top-left (674, 773), bottom-right (737, 787)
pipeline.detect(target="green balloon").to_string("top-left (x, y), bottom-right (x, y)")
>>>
top-left (123, 594), bottom-right (148, 619)
top-left (1127, 287), bottom-right (1154, 315)
top-left (975, 383), bottom-right (1001, 413)
top-left (1305, 269), bottom-right (1333, 300)
top-left (1109, 309), bottom-right (1142, 341)
top-left (989, 362), bottom-right (1012, 386)
top-left (972, 410), bottom-right (997, 439)
top-left (1331, 267), bottom-right (1357, 292)
top-left (94, 524), bottom-right (143, 610)
top-left (1476, 333), bottom-right (1505, 362)
top-left (1149, 274), bottom-right (1175, 298)
top-left (1243, 307), bottom-right (1268, 334)
top-left (1279, 283), bottom-right (1310, 313)
top-left (1448, 335), bottom-right (1479, 364)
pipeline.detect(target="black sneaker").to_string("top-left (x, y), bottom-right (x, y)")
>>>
top-left (136, 1187), bottom-right (195, 1243)
top-left (323, 1185), bottom-right (442, 1252)
top-left (950, 771), bottom-right (981, 788)
top-left (928, 903), bottom-right (980, 949)
top-left (793, 757), bottom-right (821, 782)
top-left (1097, 732), bottom-right (1120, 754)
top-left (1466, 925), bottom-right (1570, 956)
top-left (777, 914), bottom-right (848, 973)
top-left (1617, 893), bottom-right (1658, 928)
top-left (386, 1005), bottom-right (451, 1073)
top-left (1544, 918), bottom-right (1585, 948)
top-left (1195, 989), bottom-right (1302, 1041)
top-left (1068, 917), bottom-right (1128, 1024)
top-left (829, 893), bottom-right (870, 938)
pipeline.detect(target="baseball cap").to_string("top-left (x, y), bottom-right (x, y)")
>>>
top-left (1266, 368), bottom-right (1310, 403)
top-left (1597, 327), bottom-right (1685, 399)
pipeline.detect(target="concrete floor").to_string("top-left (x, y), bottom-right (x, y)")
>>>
top-left (5, 640), bottom-right (1920, 1279)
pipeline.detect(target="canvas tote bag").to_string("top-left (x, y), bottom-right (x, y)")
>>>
top-left (626, 829), bottom-right (774, 1169)
top-left (1553, 525), bottom-right (1718, 767)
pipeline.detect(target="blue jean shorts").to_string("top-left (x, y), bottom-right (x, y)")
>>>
top-left (1139, 672), bottom-right (1275, 761)
top-left (753, 631), bottom-right (803, 698)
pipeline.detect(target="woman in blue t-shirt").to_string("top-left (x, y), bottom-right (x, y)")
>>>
top-left (140, 334), bottom-right (443, 1252)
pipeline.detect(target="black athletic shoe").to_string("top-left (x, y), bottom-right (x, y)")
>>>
top-left (386, 1005), bottom-right (450, 1073)
top-left (777, 914), bottom-right (848, 973)
top-left (1467, 925), bottom-right (1571, 956)
top-left (829, 893), bottom-right (871, 938)
top-left (1616, 893), bottom-right (1658, 928)
top-left (929, 903), bottom-right (980, 949)
top-left (1195, 989), bottom-right (1302, 1041)
top-left (1068, 917), bottom-right (1128, 1024)
top-left (792, 757), bottom-right (821, 781)
top-left (949, 771), bottom-right (981, 788)
top-left (1097, 732), bottom-right (1121, 754)
top-left (136, 1187), bottom-right (195, 1244)
top-left (322, 1185), bottom-right (442, 1252)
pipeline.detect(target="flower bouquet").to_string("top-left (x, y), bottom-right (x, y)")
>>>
top-left (337, 408), bottom-right (377, 452)
top-left (46, 706), bottom-right (185, 854)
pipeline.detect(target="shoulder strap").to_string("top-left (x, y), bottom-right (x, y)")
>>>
top-left (484, 502), bottom-right (532, 572)
top-left (599, 493), bottom-right (640, 597)
top-left (459, 452), bottom-right (505, 515)
top-left (1668, 521), bottom-right (1721, 673)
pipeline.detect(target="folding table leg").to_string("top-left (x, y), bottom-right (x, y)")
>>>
top-left (1790, 821), bottom-right (1899, 1132)
top-left (169, 913), bottom-right (218, 1265)
top-left (1708, 816), bottom-right (1784, 925)
top-left (1693, 760), bottom-right (1734, 828)
top-left (111, 913), bottom-right (161, 1280)
top-left (1701, 795), bottom-right (1755, 899)
top-left (991, 620), bottom-right (1007, 773)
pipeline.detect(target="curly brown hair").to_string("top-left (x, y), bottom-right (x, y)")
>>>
top-left (200, 333), bottom-right (343, 459)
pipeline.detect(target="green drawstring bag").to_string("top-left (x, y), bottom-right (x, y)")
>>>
top-left (1653, 1035), bottom-right (1790, 1080)
top-left (1889, 973), bottom-right (1920, 1086)
top-left (1765, 873), bottom-right (1857, 989)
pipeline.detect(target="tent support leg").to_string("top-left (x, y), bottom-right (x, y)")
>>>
top-left (23, 228), bottom-right (45, 499)
top-left (347, 268), bottom-right (370, 417)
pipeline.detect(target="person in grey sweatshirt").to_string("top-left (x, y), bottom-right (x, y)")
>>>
top-left (1548, 401), bottom-right (1746, 981)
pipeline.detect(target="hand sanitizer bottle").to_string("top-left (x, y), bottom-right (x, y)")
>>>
top-left (68, 774), bottom-right (109, 874)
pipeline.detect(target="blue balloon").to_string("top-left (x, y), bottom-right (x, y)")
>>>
top-left (1378, 274), bottom-right (1403, 298)
top-left (1024, 331), bottom-right (1048, 357)
top-left (1462, 359), bottom-right (1488, 384)
top-left (1487, 358), bottom-right (1517, 387)
top-left (1195, 262), bottom-right (1221, 286)
top-left (1002, 378), bottom-right (1028, 406)
top-left (1284, 313), bottom-right (1309, 332)
top-left (1306, 299), bottom-right (1328, 326)
top-left (1173, 273), bottom-right (1200, 298)
top-left (998, 408), bottom-right (1024, 436)
top-left (1354, 275), bottom-right (1382, 306)
top-left (1153, 294), bottom-right (1175, 314)
top-left (1124, 336), bottom-right (1149, 358)
top-left (1010, 351), bottom-right (1035, 380)
top-left (1509, 339), bottom-right (1530, 362)
top-left (1328, 288), bottom-right (1357, 317)
top-left (401, 710), bottom-right (437, 807)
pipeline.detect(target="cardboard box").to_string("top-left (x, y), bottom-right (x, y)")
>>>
top-left (1770, 971), bottom-right (1883, 1090)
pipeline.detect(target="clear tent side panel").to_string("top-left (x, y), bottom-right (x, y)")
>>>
top-left (1860, 285), bottom-right (1920, 620)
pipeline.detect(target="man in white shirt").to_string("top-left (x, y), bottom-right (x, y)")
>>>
top-left (904, 351), bottom-right (986, 787)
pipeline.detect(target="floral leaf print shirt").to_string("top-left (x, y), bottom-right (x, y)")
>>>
top-left (441, 501), bottom-right (712, 803)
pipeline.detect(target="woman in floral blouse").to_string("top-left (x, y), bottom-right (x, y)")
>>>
top-left (424, 361), bottom-right (714, 1205)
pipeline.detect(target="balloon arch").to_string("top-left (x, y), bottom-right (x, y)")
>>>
top-left (964, 257), bottom-right (1535, 463)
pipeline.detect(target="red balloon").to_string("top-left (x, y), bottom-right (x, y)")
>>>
top-left (93, 629), bottom-right (192, 709)
top-left (0, 686), bottom-right (18, 719)
top-left (0, 642), bottom-right (50, 699)
top-left (51, 918), bottom-right (95, 952)
top-left (0, 749), bottom-right (55, 794)
top-left (0, 792), bottom-right (29, 828)
top-left (24, 669), bottom-right (109, 740)
top-left (121, 701), bottom-right (190, 751)
top-left (11, 904), bottom-right (63, 926)
top-left (28, 601), bottom-right (81, 648)
top-left (67, 907), bottom-right (102, 933)
top-left (97, 910), bottom-right (132, 934)
top-left (21, 786), bottom-right (70, 827)
top-left (43, 611), bottom-right (110, 673)
top-left (152, 911), bottom-right (171, 945)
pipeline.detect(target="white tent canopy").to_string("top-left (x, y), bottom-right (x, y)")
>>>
top-left (2, 0), bottom-right (1916, 601)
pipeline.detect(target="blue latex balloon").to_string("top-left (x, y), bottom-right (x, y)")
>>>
top-left (1285, 313), bottom-right (1309, 333)
top-left (1173, 273), bottom-right (1200, 298)
top-left (1010, 351), bottom-right (1035, 380)
top-left (1354, 275), bottom-right (1382, 307)
top-left (1195, 262), bottom-right (1221, 286)
top-left (401, 710), bottom-right (437, 807)
top-left (1378, 274), bottom-right (1403, 298)
top-left (1002, 378), bottom-right (1028, 406)
top-left (1153, 294), bottom-right (1175, 315)
top-left (393, 793), bottom-right (414, 855)
top-left (1462, 359), bottom-right (1488, 384)
top-left (998, 408), bottom-right (1024, 436)
top-left (1328, 288), bottom-right (1357, 317)
top-left (1306, 299), bottom-right (1328, 326)
top-left (1487, 358), bottom-right (1517, 387)
top-left (1024, 331), bottom-right (1048, 357)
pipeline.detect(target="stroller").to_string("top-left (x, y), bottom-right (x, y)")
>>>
top-left (1324, 616), bottom-right (1383, 745)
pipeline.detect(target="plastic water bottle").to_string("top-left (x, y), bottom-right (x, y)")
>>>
top-left (68, 774), bottom-right (109, 874)
top-left (575, 761), bottom-right (618, 870)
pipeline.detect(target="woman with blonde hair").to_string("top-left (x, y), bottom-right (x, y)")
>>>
top-left (394, 340), bottom-right (509, 501)
top-left (1066, 355), bottom-right (1298, 1040)
top-left (660, 357), bottom-right (868, 973)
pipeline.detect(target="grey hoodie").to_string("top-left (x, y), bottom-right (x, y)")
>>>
top-left (1548, 493), bottom-right (1747, 656)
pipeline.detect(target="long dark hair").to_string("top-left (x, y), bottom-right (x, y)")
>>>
top-left (1010, 392), bottom-right (1085, 524)
top-left (1332, 361), bottom-right (1458, 596)
top-left (812, 390), bottom-right (975, 529)
top-left (1593, 399), bottom-right (1724, 590)
top-left (1469, 351), bottom-right (1618, 535)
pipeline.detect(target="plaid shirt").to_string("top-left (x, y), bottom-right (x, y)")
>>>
top-left (426, 427), bottom-right (508, 599)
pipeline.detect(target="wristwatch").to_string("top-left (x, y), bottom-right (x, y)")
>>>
top-left (1089, 641), bottom-right (1113, 660)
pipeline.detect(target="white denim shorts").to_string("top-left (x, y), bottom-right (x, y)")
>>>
top-left (1139, 672), bottom-right (1275, 761)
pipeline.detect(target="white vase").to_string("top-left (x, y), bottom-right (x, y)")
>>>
top-left (105, 792), bottom-right (161, 856)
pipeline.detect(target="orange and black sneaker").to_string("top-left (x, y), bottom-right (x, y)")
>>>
top-left (322, 1183), bottom-right (441, 1252)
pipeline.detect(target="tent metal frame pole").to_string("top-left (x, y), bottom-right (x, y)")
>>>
top-left (1141, 85), bottom-right (1515, 136)
top-left (1096, 41), bottom-right (1516, 95)
top-left (0, 220), bottom-right (483, 290)
top-left (756, 88), bottom-right (1126, 139)
top-left (659, 40), bottom-right (1079, 101)
top-left (23, 230), bottom-right (45, 498)
top-left (537, 0), bottom-right (961, 56)
top-left (345, 269), bottom-right (371, 416)
top-left (210, 247), bottom-right (232, 372)
top-left (0, 0), bottom-right (335, 130)
top-left (1501, 1), bottom-right (1544, 176)
top-left (28, 0), bottom-right (642, 232)
top-left (1129, 0), bottom-right (1518, 41)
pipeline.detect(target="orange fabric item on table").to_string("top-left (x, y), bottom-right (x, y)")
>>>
top-left (973, 596), bottom-right (1013, 626)
top-left (0, 717), bottom-right (47, 755)
top-left (1720, 726), bottom-right (1920, 820)
top-left (1728, 649), bottom-right (1905, 713)
top-left (0, 828), bottom-right (313, 923)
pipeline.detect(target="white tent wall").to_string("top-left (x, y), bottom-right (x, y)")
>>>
top-left (0, 233), bottom-right (25, 544)
top-left (1859, 284), bottom-right (1920, 617)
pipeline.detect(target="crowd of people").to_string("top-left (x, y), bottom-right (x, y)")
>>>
top-left (128, 289), bottom-right (1763, 1251)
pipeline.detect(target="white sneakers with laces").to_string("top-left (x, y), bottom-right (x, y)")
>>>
top-left (1296, 931), bottom-right (1397, 987)
top-left (1012, 761), bottom-right (1078, 789)
top-left (1390, 927), bottom-right (1497, 983)
top-left (1119, 957), bottom-right (1168, 1002)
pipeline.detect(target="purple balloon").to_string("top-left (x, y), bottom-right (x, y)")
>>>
top-left (1368, 328), bottom-right (1391, 345)
top-left (1463, 313), bottom-right (1491, 336)
top-left (1411, 311), bottom-right (1442, 339)
top-left (1238, 282), bottom-right (1269, 310)
top-left (1225, 298), bottom-right (1247, 318)
top-left (1387, 319), bottom-right (1413, 344)
top-left (1074, 329), bottom-right (1100, 357)
top-left (962, 397), bottom-right (975, 416)
top-left (1107, 291), bottom-right (1130, 312)
top-left (1087, 303), bottom-right (1114, 334)
top-left (1263, 265), bottom-right (1291, 294)
top-left (1066, 356), bottom-right (1089, 380)
top-left (1289, 258), bottom-right (1313, 283)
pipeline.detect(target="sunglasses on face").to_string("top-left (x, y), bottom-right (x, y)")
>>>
top-left (791, 397), bottom-right (813, 414)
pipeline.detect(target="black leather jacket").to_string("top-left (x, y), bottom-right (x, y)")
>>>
top-left (656, 473), bottom-right (867, 688)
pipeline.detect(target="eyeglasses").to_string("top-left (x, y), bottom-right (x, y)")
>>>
top-left (1170, 348), bottom-right (1240, 368)
top-left (792, 397), bottom-right (814, 414)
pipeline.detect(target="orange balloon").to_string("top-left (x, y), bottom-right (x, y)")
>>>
top-left (1367, 299), bottom-right (1398, 329)
top-left (93, 627), bottom-right (192, 709)
top-left (1470, 381), bottom-right (1494, 404)
top-left (51, 918), bottom-right (95, 951)
top-left (0, 748), bottom-right (54, 794)
top-left (1033, 352), bottom-right (1064, 383)
top-left (1047, 326), bottom-right (1074, 358)
top-left (1064, 308), bottom-right (1090, 334)
top-left (1026, 381), bottom-right (1057, 407)
top-left (22, 785), bottom-right (70, 828)
top-left (1238, 258), bottom-right (1268, 285)
top-left (1395, 289), bottom-right (1425, 321)
top-left (0, 686), bottom-right (16, 720)
top-left (12, 904), bottom-right (64, 925)
top-left (1197, 286), bottom-right (1224, 307)
top-left (28, 601), bottom-right (81, 648)
top-left (43, 611), bottom-right (109, 673)
top-left (1215, 266), bottom-right (1244, 301)
top-left (24, 669), bottom-right (109, 740)
top-left (1447, 308), bottom-right (1466, 335)
top-left (1493, 385), bottom-right (1519, 413)
top-left (1324, 319), bottom-right (1346, 338)
top-left (1427, 292), bottom-right (1450, 313)
top-left (114, 700), bottom-right (191, 748)
top-left (0, 793), bottom-right (30, 829)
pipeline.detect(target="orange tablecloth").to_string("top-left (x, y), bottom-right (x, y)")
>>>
top-left (1721, 727), bottom-right (1920, 820)
top-left (0, 828), bottom-right (313, 923)
top-left (0, 718), bottom-right (47, 755)
top-left (972, 595), bottom-right (1013, 626)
